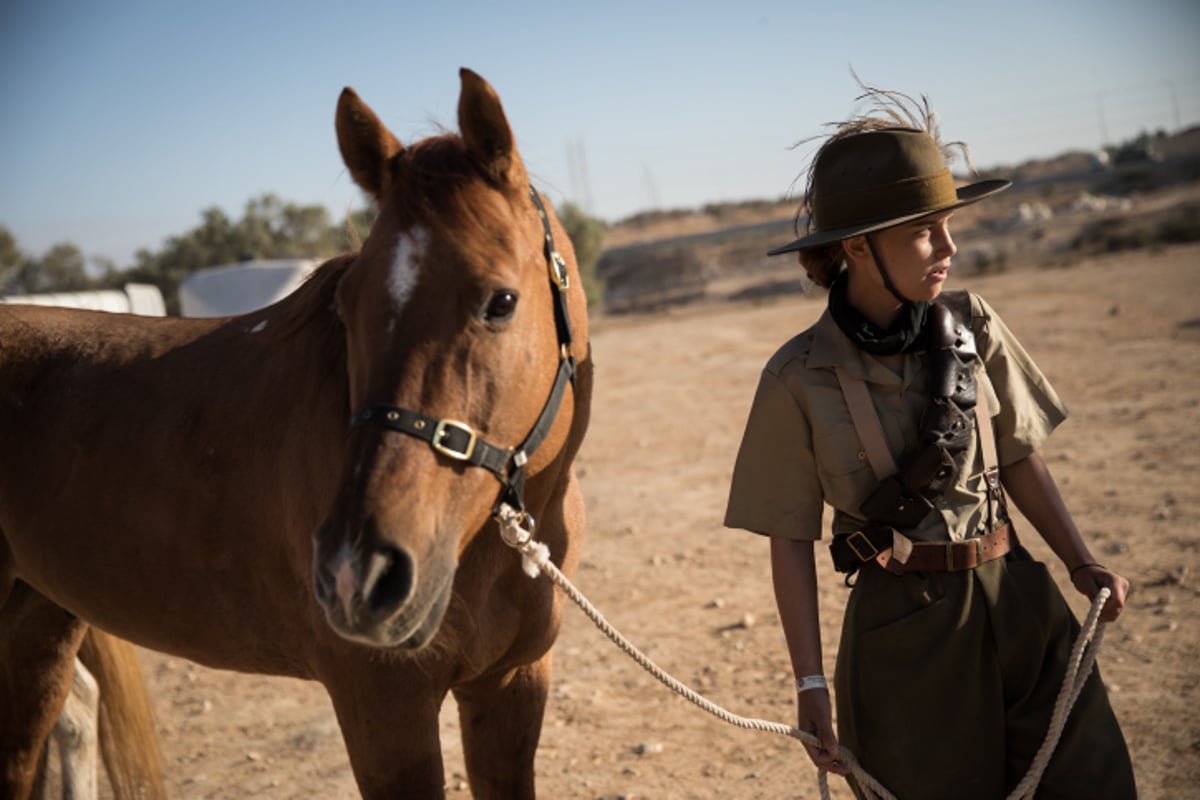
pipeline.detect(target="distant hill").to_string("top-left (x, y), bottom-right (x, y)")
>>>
top-left (596, 126), bottom-right (1200, 314)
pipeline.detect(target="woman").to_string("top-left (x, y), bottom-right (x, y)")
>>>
top-left (724, 89), bottom-right (1136, 799)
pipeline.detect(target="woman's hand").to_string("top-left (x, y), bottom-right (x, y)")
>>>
top-left (1070, 564), bottom-right (1130, 622)
top-left (797, 687), bottom-right (849, 775)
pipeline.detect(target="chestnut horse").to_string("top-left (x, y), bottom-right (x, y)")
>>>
top-left (0, 68), bottom-right (592, 798)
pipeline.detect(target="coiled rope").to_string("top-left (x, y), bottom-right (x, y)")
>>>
top-left (495, 504), bottom-right (1110, 800)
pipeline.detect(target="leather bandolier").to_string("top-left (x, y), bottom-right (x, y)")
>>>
top-left (830, 290), bottom-right (1010, 577)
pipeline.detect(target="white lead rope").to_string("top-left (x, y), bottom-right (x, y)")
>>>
top-left (495, 504), bottom-right (1110, 800)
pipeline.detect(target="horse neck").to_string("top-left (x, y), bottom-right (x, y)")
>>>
top-left (240, 253), bottom-right (353, 431)
top-left (0, 256), bottom-right (353, 471)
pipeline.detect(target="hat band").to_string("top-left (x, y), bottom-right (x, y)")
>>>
top-left (814, 168), bottom-right (958, 233)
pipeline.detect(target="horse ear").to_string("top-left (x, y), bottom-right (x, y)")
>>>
top-left (336, 88), bottom-right (404, 203)
top-left (458, 68), bottom-right (524, 188)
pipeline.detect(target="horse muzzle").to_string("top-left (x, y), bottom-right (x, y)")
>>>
top-left (313, 531), bottom-right (456, 650)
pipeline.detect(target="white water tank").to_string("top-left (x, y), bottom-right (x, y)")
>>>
top-left (0, 283), bottom-right (166, 316)
top-left (178, 258), bottom-right (319, 317)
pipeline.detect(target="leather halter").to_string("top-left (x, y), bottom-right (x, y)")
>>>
top-left (350, 186), bottom-right (576, 519)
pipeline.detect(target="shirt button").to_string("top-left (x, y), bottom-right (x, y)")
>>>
top-left (857, 451), bottom-right (867, 461)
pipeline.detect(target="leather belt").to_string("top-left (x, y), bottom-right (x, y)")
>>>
top-left (872, 522), bottom-right (1017, 574)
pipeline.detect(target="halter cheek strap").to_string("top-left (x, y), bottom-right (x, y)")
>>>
top-left (350, 186), bottom-right (576, 518)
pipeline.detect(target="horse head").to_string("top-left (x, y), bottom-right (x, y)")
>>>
top-left (312, 69), bottom-right (587, 650)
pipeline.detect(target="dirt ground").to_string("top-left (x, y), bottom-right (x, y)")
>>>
top-left (120, 243), bottom-right (1199, 798)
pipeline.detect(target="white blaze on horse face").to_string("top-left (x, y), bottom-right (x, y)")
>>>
top-left (388, 227), bottom-right (429, 314)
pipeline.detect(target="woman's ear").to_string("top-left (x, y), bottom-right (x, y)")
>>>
top-left (842, 234), bottom-right (872, 265)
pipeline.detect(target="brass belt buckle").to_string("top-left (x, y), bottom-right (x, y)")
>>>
top-left (847, 531), bottom-right (878, 562)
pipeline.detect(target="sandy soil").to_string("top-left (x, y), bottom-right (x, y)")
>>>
top-left (123, 243), bottom-right (1199, 798)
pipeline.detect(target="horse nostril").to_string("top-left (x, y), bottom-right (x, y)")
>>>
top-left (361, 546), bottom-right (414, 619)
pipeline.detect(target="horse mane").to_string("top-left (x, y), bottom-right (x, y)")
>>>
top-left (269, 252), bottom-right (355, 340)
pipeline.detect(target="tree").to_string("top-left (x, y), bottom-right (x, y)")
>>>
top-left (122, 193), bottom-right (358, 314)
top-left (556, 202), bottom-right (605, 307)
top-left (3, 241), bottom-right (94, 295)
top-left (0, 226), bottom-right (22, 291)
top-left (37, 243), bottom-right (91, 292)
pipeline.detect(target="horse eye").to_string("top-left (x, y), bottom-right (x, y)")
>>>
top-left (484, 290), bottom-right (519, 322)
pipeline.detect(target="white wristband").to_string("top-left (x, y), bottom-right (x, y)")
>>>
top-left (794, 675), bottom-right (828, 694)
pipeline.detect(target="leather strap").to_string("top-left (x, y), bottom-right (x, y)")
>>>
top-left (830, 522), bottom-right (1017, 575)
top-left (976, 401), bottom-right (998, 473)
top-left (351, 406), bottom-right (512, 473)
top-left (835, 365), bottom-right (898, 480)
top-left (877, 522), bottom-right (1017, 573)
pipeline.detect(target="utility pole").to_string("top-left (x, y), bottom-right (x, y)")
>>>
top-left (1166, 80), bottom-right (1181, 131)
top-left (575, 138), bottom-right (594, 215)
top-left (565, 138), bottom-right (595, 215)
top-left (1096, 91), bottom-right (1109, 148)
top-left (642, 165), bottom-right (661, 211)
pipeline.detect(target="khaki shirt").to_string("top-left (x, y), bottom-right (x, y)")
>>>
top-left (724, 292), bottom-right (1067, 543)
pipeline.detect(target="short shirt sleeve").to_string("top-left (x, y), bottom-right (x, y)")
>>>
top-left (973, 294), bottom-right (1069, 465)
top-left (724, 366), bottom-right (825, 540)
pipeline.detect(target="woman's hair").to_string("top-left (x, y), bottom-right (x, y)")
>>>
top-left (792, 76), bottom-right (975, 289)
top-left (797, 242), bottom-right (846, 289)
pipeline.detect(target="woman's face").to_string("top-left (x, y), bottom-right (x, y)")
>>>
top-left (856, 210), bottom-right (958, 304)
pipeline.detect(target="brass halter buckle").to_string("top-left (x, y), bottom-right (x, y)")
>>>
top-left (549, 250), bottom-right (570, 291)
top-left (431, 419), bottom-right (478, 461)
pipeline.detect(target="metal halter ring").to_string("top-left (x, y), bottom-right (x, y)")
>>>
top-left (497, 504), bottom-right (536, 548)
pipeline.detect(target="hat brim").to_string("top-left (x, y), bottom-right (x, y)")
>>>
top-left (767, 179), bottom-right (1011, 256)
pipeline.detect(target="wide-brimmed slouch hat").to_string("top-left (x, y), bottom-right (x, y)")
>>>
top-left (768, 127), bottom-right (1010, 256)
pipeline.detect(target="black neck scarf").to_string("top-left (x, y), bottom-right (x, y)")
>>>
top-left (828, 270), bottom-right (930, 356)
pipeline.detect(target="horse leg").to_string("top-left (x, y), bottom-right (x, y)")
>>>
top-left (0, 582), bottom-right (88, 800)
top-left (323, 665), bottom-right (448, 799)
top-left (453, 652), bottom-right (552, 800)
top-left (51, 657), bottom-right (100, 800)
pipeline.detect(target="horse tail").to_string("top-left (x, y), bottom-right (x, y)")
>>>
top-left (77, 627), bottom-right (167, 799)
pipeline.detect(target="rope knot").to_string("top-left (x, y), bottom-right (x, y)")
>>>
top-left (518, 541), bottom-right (551, 578)
top-left (495, 502), bottom-right (547, 578)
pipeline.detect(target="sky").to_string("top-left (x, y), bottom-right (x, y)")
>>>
top-left (2, 0), bottom-right (1198, 268)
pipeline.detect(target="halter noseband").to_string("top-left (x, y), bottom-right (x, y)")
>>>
top-left (350, 186), bottom-right (576, 520)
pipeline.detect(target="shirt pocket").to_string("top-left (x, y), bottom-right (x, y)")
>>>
top-left (812, 423), bottom-right (873, 476)
top-left (812, 423), bottom-right (879, 516)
